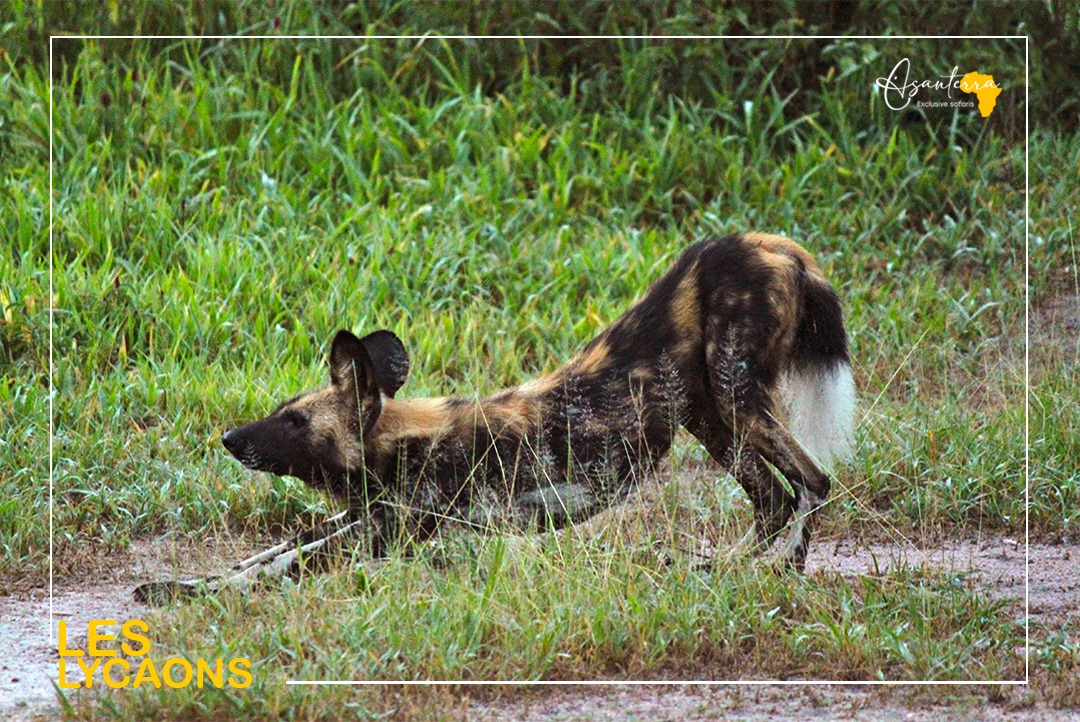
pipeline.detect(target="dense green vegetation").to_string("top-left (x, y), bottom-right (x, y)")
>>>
top-left (1, 1), bottom-right (1075, 719)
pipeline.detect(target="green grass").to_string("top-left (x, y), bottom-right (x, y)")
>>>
top-left (1, 4), bottom-right (1076, 719)
top-left (63, 529), bottom-right (1017, 719)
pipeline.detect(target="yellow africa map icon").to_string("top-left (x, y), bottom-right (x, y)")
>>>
top-left (960, 72), bottom-right (1002, 117)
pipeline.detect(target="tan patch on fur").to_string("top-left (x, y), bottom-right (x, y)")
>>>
top-left (286, 386), bottom-right (370, 469)
top-left (765, 262), bottom-right (800, 344)
top-left (370, 397), bottom-right (457, 455)
top-left (743, 231), bottom-right (827, 281)
top-left (517, 372), bottom-right (560, 397)
top-left (669, 260), bottom-right (702, 362)
top-left (479, 391), bottom-right (543, 438)
top-left (370, 392), bottom-right (542, 456)
top-left (741, 233), bottom-right (815, 358)
top-left (767, 292), bottom-right (799, 360)
top-left (570, 340), bottom-right (611, 375)
top-left (291, 387), bottom-right (346, 440)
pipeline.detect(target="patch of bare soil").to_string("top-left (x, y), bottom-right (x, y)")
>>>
top-left (471, 536), bottom-right (1080, 721)
top-left (813, 535), bottom-right (1078, 629)
top-left (0, 585), bottom-right (144, 719)
top-left (1034, 289), bottom-right (1080, 347)
top-left (1, 535), bottom-right (1076, 721)
top-left (469, 683), bottom-right (1080, 722)
top-left (0, 536), bottom-right (262, 720)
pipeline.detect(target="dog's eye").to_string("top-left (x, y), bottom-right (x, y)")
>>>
top-left (284, 409), bottom-right (309, 428)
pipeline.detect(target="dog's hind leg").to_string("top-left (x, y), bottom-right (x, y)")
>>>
top-left (684, 410), bottom-right (796, 557)
top-left (703, 332), bottom-right (832, 571)
top-left (736, 415), bottom-right (830, 571)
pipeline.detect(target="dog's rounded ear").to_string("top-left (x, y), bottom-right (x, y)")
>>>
top-left (329, 329), bottom-right (375, 392)
top-left (359, 330), bottom-right (410, 398)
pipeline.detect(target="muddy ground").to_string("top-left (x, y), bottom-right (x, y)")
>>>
top-left (2, 533), bottom-right (1076, 721)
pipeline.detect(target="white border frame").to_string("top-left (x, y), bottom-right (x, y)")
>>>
top-left (47, 32), bottom-right (1031, 688)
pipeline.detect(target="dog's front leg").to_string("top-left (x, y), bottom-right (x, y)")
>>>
top-left (133, 509), bottom-right (375, 605)
top-left (224, 509), bottom-right (355, 574)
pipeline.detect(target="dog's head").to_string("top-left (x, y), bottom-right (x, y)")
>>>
top-left (221, 329), bottom-right (409, 492)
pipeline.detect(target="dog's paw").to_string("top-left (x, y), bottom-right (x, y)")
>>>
top-left (133, 580), bottom-right (205, 605)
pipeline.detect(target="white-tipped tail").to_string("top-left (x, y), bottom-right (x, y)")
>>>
top-left (779, 362), bottom-right (856, 472)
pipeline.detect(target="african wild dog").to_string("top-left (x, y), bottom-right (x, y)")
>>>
top-left (134, 233), bottom-right (854, 604)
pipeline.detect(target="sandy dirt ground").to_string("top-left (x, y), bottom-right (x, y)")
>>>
top-left (468, 682), bottom-right (1080, 722)
top-left (469, 536), bottom-right (1080, 721)
top-left (2, 533), bottom-right (1076, 721)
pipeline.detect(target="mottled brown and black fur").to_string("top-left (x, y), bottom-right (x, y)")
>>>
top-left (135, 233), bottom-right (854, 604)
